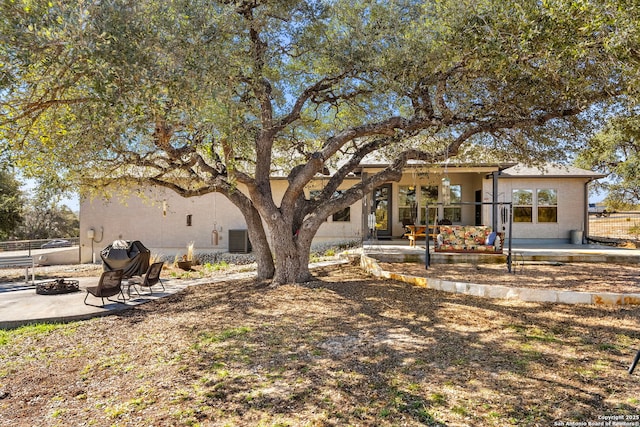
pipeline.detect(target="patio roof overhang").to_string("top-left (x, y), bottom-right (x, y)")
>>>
top-left (354, 162), bottom-right (518, 175)
top-left (499, 163), bottom-right (606, 180)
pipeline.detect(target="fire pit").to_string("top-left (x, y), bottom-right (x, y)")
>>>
top-left (36, 279), bottom-right (80, 295)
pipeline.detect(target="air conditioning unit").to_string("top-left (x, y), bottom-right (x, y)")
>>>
top-left (228, 229), bottom-right (252, 253)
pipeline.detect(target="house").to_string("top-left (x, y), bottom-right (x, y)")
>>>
top-left (78, 163), bottom-right (604, 263)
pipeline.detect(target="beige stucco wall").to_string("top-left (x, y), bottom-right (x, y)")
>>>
top-left (496, 177), bottom-right (587, 240)
top-left (80, 187), bottom-right (246, 262)
top-left (478, 176), bottom-right (587, 240)
top-left (79, 170), bottom-right (590, 262)
top-left (36, 247), bottom-right (81, 265)
top-left (79, 180), bottom-right (364, 262)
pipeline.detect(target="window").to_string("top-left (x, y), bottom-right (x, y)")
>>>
top-left (399, 186), bottom-right (417, 224)
top-left (332, 190), bottom-right (351, 222)
top-left (330, 190), bottom-right (351, 222)
top-left (420, 186), bottom-right (439, 225)
top-left (512, 188), bottom-right (557, 223)
top-left (373, 186), bottom-right (389, 230)
top-left (307, 190), bottom-right (350, 221)
top-left (186, 214), bottom-right (193, 226)
top-left (332, 209), bottom-right (350, 222)
top-left (332, 194), bottom-right (351, 222)
top-left (513, 189), bottom-right (533, 222)
top-left (443, 184), bottom-right (462, 223)
top-left (537, 189), bottom-right (557, 223)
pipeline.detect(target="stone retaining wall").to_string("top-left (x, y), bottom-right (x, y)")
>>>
top-left (360, 254), bottom-right (640, 306)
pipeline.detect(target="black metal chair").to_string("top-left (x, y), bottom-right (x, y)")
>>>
top-left (128, 261), bottom-right (165, 296)
top-left (84, 270), bottom-right (125, 306)
top-left (630, 349), bottom-right (640, 374)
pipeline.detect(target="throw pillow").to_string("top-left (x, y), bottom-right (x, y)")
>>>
top-left (485, 231), bottom-right (497, 246)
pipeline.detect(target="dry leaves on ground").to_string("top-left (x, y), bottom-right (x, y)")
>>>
top-left (1, 264), bottom-right (639, 426)
top-left (379, 261), bottom-right (640, 294)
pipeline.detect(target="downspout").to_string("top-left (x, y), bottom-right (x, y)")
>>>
top-left (492, 170), bottom-right (499, 231)
top-left (583, 180), bottom-right (590, 243)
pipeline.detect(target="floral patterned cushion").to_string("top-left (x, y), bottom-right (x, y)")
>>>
top-left (436, 225), bottom-right (501, 252)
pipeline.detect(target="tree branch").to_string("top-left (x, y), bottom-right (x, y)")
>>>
top-left (275, 70), bottom-right (354, 132)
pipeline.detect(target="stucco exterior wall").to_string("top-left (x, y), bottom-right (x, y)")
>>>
top-left (80, 187), bottom-right (247, 262)
top-left (498, 177), bottom-right (587, 240)
top-left (80, 180), bottom-right (364, 262)
top-left (79, 167), bottom-right (593, 262)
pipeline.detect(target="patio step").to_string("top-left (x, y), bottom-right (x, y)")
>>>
top-left (364, 249), bottom-right (640, 265)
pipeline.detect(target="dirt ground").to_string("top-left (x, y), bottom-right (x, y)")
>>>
top-left (1, 263), bottom-right (639, 426)
top-left (2, 258), bottom-right (639, 295)
top-left (378, 261), bottom-right (640, 294)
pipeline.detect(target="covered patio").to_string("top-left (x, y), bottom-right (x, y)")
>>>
top-left (361, 238), bottom-right (640, 266)
top-left (356, 163), bottom-right (603, 249)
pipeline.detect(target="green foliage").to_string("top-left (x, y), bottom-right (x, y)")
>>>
top-left (14, 191), bottom-right (79, 239)
top-left (193, 327), bottom-right (253, 350)
top-left (2, 0), bottom-right (639, 281)
top-left (2, 0), bottom-right (635, 181)
top-left (0, 168), bottom-right (24, 239)
top-left (202, 261), bottom-right (230, 273)
top-left (576, 114), bottom-right (640, 206)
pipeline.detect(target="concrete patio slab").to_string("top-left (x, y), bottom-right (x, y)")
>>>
top-left (0, 260), bottom-right (347, 329)
top-left (0, 277), bottom-right (195, 329)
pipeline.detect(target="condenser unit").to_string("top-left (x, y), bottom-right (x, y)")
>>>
top-left (228, 229), bottom-right (252, 253)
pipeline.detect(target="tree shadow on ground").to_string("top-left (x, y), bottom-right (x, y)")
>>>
top-left (107, 264), bottom-right (640, 425)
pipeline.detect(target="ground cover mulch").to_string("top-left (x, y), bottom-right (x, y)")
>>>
top-left (1, 264), bottom-right (639, 426)
top-left (0, 262), bottom-right (255, 284)
top-left (0, 264), bottom-right (104, 283)
top-left (379, 261), bottom-right (640, 294)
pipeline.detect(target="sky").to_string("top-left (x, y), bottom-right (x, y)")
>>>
top-left (20, 178), bottom-right (80, 212)
top-left (61, 194), bottom-right (80, 212)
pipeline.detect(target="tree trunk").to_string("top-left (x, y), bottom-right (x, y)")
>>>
top-left (294, 229), bottom-right (314, 283)
top-left (270, 230), bottom-right (302, 285)
top-left (248, 231), bottom-right (276, 281)
top-left (244, 207), bottom-right (275, 280)
top-left (225, 184), bottom-right (275, 280)
top-left (264, 217), bottom-right (320, 285)
top-left (267, 219), bottom-right (318, 284)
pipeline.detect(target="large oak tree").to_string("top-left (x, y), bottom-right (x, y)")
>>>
top-left (0, 168), bottom-right (24, 240)
top-left (1, 0), bottom-right (638, 283)
top-left (576, 113), bottom-right (640, 209)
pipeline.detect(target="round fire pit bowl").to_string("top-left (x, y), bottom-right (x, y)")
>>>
top-left (36, 279), bottom-right (80, 295)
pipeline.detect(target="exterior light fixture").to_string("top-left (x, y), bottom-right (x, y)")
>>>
top-left (441, 177), bottom-right (451, 205)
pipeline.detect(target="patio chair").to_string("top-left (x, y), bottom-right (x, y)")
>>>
top-left (127, 261), bottom-right (165, 296)
top-left (84, 269), bottom-right (125, 306)
top-left (630, 349), bottom-right (640, 374)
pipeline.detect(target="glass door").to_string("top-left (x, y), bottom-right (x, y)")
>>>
top-left (373, 184), bottom-right (392, 238)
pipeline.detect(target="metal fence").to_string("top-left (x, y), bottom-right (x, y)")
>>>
top-left (0, 238), bottom-right (80, 255)
top-left (588, 211), bottom-right (640, 243)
